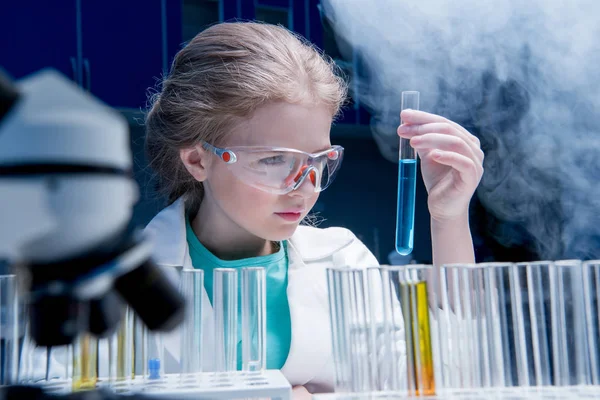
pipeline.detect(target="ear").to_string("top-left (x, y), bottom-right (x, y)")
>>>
top-left (180, 144), bottom-right (212, 182)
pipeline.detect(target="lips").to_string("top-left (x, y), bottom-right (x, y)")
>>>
top-left (278, 208), bottom-right (305, 214)
top-left (275, 209), bottom-right (305, 222)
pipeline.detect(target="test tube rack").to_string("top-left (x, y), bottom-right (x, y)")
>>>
top-left (134, 370), bottom-right (291, 399)
top-left (312, 385), bottom-right (600, 400)
top-left (34, 370), bottom-right (291, 400)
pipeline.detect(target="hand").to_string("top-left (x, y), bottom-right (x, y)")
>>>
top-left (397, 110), bottom-right (484, 222)
top-left (292, 385), bottom-right (312, 400)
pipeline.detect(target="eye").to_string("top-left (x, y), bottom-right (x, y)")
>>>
top-left (259, 155), bottom-right (286, 165)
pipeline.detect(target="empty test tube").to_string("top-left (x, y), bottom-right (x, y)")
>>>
top-left (396, 91), bottom-right (420, 255)
top-left (582, 260), bottom-right (600, 385)
top-left (366, 267), bottom-right (406, 393)
top-left (213, 268), bottom-right (238, 373)
top-left (327, 267), bottom-right (350, 392)
top-left (549, 260), bottom-right (588, 386)
top-left (241, 267), bottom-right (266, 373)
top-left (179, 269), bottom-right (204, 378)
top-left (326, 267), bottom-right (376, 393)
top-left (0, 275), bottom-right (18, 385)
top-left (512, 261), bottom-right (553, 387)
top-left (441, 264), bottom-right (476, 388)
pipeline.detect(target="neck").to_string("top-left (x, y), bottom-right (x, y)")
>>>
top-left (191, 199), bottom-right (274, 260)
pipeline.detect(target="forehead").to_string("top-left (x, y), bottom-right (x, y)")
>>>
top-left (226, 102), bottom-right (333, 152)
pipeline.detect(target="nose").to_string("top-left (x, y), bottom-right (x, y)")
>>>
top-left (289, 165), bottom-right (317, 197)
top-left (294, 165), bottom-right (316, 186)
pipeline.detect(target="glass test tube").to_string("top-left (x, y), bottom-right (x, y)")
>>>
top-left (448, 263), bottom-right (507, 390)
top-left (327, 267), bottom-right (350, 392)
top-left (479, 262), bottom-right (515, 389)
top-left (466, 263), bottom-right (515, 389)
top-left (440, 264), bottom-right (476, 388)
top-left (326, 267), bottom-right (374, 393)
top-left (241, 267), bottom-right (266, 373)
top-left (143, 328), bottom-right (165, 385)
top-left (395, 266), bottom-right (435, 396)
top-left (366, 267), bottom-right (406, 393)
top-left (133, 314), bottom-right (145, 382)
top-left (582, 260), bottom-right (599, 385)
top-left (395, 91), bottom-right (420, 255)
top-left (72, 334), bottom-right (98, 391)
top-left (512, 261), bottom-right (553, 387)
top-left (0, 275), bottom-right (18, 385)
top-left (213, 268), bottom-right (238, 374)
top-left (180, 269), bottom-right (203, 379)
top-left (549, 260), bottom-right (588, 386)
top-left (108, 306), bottom-right (134, 390)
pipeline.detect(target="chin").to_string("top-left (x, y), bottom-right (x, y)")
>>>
top-left (265, 223), bottom-right (300, 242)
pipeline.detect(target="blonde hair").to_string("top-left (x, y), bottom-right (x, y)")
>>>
top-left (145, 22), bottom-right (347, 211)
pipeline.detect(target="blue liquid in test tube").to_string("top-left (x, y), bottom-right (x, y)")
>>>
top-left (396, 91), bottom-right (420, 255)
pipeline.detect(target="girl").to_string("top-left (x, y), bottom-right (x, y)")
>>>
top-left (144, 22), bottom-right (484, 398)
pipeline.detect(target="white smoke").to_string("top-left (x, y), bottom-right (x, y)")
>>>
top-left (321, 0), bottom-right (600, 260)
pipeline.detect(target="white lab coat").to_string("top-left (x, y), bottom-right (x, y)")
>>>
top-left (144, 197), bottom-right (383, 393)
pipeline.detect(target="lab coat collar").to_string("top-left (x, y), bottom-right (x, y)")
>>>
top-left (144, 197), bottom-right (355, 267)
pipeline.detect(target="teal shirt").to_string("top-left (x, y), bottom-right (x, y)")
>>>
top-left (185, 216), bottom-right (292, 370)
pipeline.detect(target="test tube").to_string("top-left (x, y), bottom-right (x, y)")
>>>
top-left (512, 261), bottom-right (553, 387)
top-left (369, 266), bottom-right (410, 393)
top-left (241, 267), bottom-right (266, 373)
top-left (582, 260), bottom-right (599, 385)
top-left (72, 334), bottom-right (98, 391)
top-left (143, 328), bottom-right (165, 386)
top-left (549, 260), bottom-right (588, 386)
top-left (0, 275), bottom-right (18, 385)
top-left (395, 91), bottom-right (420, 255)
top-left (441, 264), bottom-right (476, 388)
top-left (465, 262), bottom-right (517, 389)
top-left (213, 268), bottom-right (238, 374)
top-left (134, 314), bottom-right (145, 382)
top-left (479, 262), bottom-right (515, 389)
top-left (327, 267), bottom-right (351, 392)
top-left (108, 306), bottom-right (134, 390)
top-left (326, 267), bottom-right (375, 393)
top-left (395, 266), bottom-right (435, 396)
top-left (179, 269), bottom-right (204, 380)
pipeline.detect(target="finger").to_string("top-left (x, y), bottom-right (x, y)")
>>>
top-left (410, 133), bottom-right (479, 163)
top-left (400, 109), bottom-right (481, 146)
top-left (401, 124), bottom-right (484, 163)
top-left (401, 109), bottom-right (446, 124)
top-left (399, 121), bottom-right (483, 163)
top-left (428, 150), bottom-right (482, 183)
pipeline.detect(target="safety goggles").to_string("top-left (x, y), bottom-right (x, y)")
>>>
top-left (202, 142), bottom-right (344, 194)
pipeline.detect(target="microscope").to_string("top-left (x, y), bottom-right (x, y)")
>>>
top-left (0, 68), bottom-right (186, 399)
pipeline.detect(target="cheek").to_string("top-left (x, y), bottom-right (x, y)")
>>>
top-left (212, 169), bottom-right (276, 213)
top-left (305, 193), bottom-right (320, 212)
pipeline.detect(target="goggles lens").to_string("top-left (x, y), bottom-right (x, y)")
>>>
top-left (205, 143), bottom-right (344, 194)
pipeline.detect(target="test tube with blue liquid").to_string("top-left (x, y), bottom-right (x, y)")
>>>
top-left (396, 91), bottom-right (420, 255)
top-left (142, 327), bottom-right (165, 389)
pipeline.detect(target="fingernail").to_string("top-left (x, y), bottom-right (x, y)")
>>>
top-left (398, 124), bottom-right (410, 132)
